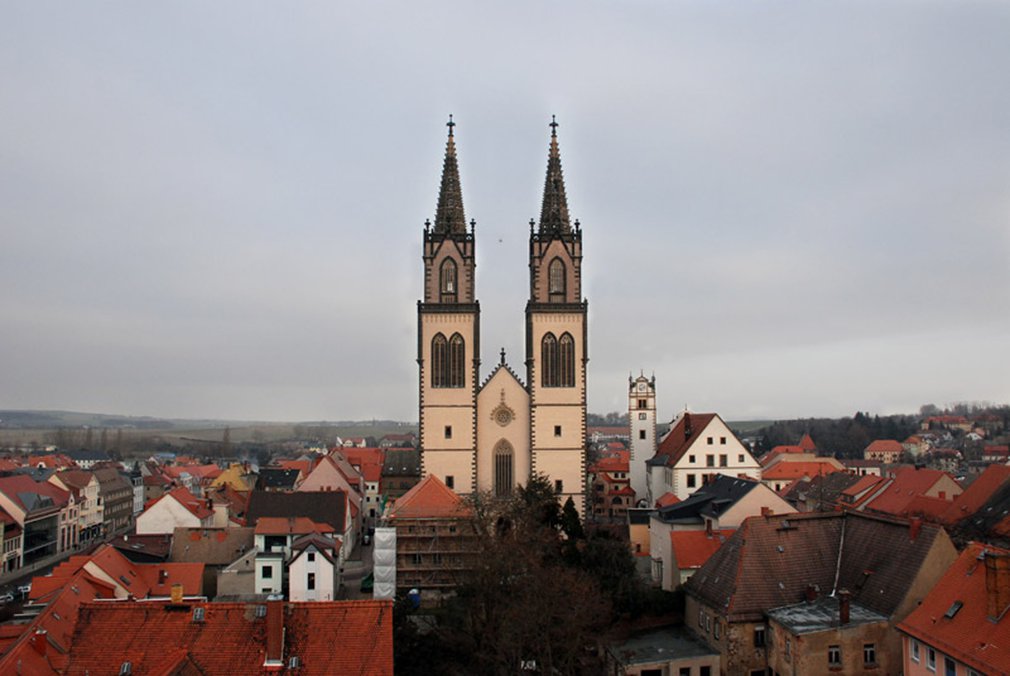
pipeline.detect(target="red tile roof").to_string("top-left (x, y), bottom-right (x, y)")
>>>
top-left (137, 563), bottom-right (205, 597)
top-left (389, 474), bottom-right (471, 519)
top-left (670, 529), bottom-right (734, 570)
top-left (864, 467), bottom-right (959, 517)
top-left (865, 439), bottom-right (903, 453)
top-left (655, 492), bottom-right (681, 508)
top-left (254, 516), bottom-right (335, 536)
top-left (163, 464), bottom-right (223, 481)
top-left (63, 600), bottom-right (394, 675)
top-left (898, 543), bottom-right (1010, 675)
top-left (147, 486), bottom-right (214, 520)
top-left (798, 434), bottom-right (817, 451)
top-left (342, 448), bottom-right (386, 483)
top-left (762, 461), bottom-right (841, 481)
top-left (590, 452), bottom-right (630, 474)
top-left (653, 413), bottom-right (719, 467)
top-left (942, 464), bottom-right (1010, 525)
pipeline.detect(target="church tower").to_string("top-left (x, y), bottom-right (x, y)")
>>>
top-left (526, 118), bottom-right (587, 513)
top-left (418, 117), bottom-right (479, 494)
top-left (628, 373), bottom-right (656, 506)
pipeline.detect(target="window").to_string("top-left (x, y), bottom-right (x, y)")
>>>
top-left (707, 437), bottom-right (714, 445)
top-left (494, 441), bottom-right (513, 497)
top-left (638, 399), bottom-right (647, 409)
top-left (753, 626), bottom-right (766, 647)
top-left (554, 425), bottom-right (562, 437)
top-left (558, 333), bottom-right (575, 387)
top-left (720, 436), bottom-right (727, 445)
top-left (410, 553), bottom-right (422, 565)
top-left (445, 475), bottom-right (454, 490)
top-left (448, 333), bottom-right (465, 387)
top-left (944, 657), bottom-right (955, 676)
top-left (706, 455), bottom-right (715, 467)
top-left (541, 333), bottom-right (558, 386)
top-left (548, 257), bottom-right (566, 301)
top-left (431, 333), bottom-right (447, 387)
top-left (639, 412), bottom-right (647, 420)
top-left (262, 566), bottom-right (273, 579)
top-left (679, 668), bottom-right (690, 676)
top-left (639, 430), bottom-right (646, 440)
top-left (863, 644), bottom-right (876, 666)
top-left (700, 668), bottom-right (711, 676)
top-left (911, 639), bottom-right (920, 663)
top-left (698, 610), bottom-right (705, 627)
top-left (784, 638), bottom-right (791, 659)
top-left (687, 474), bottom-right (696, 488)
top-left (555, 480), bottom-right (563, 493)
top-left (927, 647), bottom-right (936, 670)
top-left (440, 258), bottom-right (457, 303)
top-left (432, 333), bottom-right (465, 388)
top-left (689, 455), bottom-right (696, 463)
top-left (828, 645), bottom-right (841, 667)
top-left (307, 573), bottom-right (316, 590)
top-left (719, 454), bottom-right (728, 467)
top-left (738, 454), bottom-right (745, 463)
top-left (714, 620), bottom-right (720, 639)
top-left (444, 425), bottom-right (452, 439)
top-left (307, 552), bottom-right (315, 562)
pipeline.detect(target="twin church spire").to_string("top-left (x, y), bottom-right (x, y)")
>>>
top-left (432, 115), bottom-right (571, 235)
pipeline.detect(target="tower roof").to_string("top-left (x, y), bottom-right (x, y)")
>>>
top-left (538, 115), bottom-right (571, 234)
top-left (433, 115), bottom-right (467, 234)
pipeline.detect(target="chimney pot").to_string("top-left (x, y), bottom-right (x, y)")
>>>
top-left (31, 629), bottom-right (48, 656)
top-left (909, 517), bottom-right (923, 541)
top-left (838, 589), bottom-right (851, 625)
top-left (170, 583), bottom-right (184, 604)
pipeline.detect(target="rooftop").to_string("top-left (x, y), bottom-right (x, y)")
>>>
top-left (768, 595), bottom-right (887, 634)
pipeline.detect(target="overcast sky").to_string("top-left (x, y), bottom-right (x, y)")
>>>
top-left (2, 2), bottom-right (1008, 424)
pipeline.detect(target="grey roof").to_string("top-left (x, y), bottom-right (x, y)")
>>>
top-left (653, 475), bottom-right (760, 524)
top-left (257, 468), bottom-right (300, 489)
top-left (768, 596), bottom-right (887, 634)
top-left (382, 449), bottom-right (420, 477)
top-left (245, 490), bottom-right (347, 533)
top-left (607, 626), bottom-right (717, 667)
top-left (65, 449), bottom-right (112, 462)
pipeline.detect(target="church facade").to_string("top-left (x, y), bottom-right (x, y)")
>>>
top-left (417, 118), bottom-right (587, 513)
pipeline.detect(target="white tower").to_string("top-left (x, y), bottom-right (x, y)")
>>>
top-left (628, 373), bottom-right (656, 506)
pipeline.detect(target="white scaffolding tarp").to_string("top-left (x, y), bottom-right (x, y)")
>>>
top-left (373, 527), bottom-right (396, 599)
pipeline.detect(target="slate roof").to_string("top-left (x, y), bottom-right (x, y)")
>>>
top-left (653, 475), bottom-right (760, 525)
top-left (245, 490), bottom-right (347, 533)
top-left (257, 468), bottom-right (302, 490)
top-left (686, 511), bottom-right (951, 622)
top-left (382, 449), bottom-right (420, 477)
top-left (897, 543), bottom-right (1010, 675)
top-left (62, 600), bottom-right (394, 675)
top-left (65, 449), bottom-right (111, 463)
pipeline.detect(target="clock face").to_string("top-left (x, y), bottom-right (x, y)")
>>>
top-left (637, 382), bottom-right (646, 392)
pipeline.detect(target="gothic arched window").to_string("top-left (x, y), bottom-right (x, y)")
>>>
top-left (541, 333), bottom-right (558, 387)
top-left (431, 333), bottom-right (447, 388)
top-left (440, 258), bottom-right (458, 303)
top-left (559, 332), bottom-right (575, 387)
top-left (548, 257), bottom-right (566, 302)
top-left (448, 333), bottom-right (465, 388)
top-left (494, 440), bottom-right (514, 497)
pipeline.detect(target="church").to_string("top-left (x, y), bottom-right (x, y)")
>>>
top-left (416, 117), bottom-right (587, 514)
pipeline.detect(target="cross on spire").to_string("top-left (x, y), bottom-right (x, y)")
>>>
top-left (549, 114), bottom-right (558, 137)
top-left (447, 114), bottom-right (455, 137)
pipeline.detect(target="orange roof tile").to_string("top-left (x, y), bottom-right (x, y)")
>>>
top-left (897, 543), bottom-right (1010, 675)
top-left (942, 464), bottom-right (1010, 525)
top-left (798, 434), bottom-right (817, 451)
top-left (865, 439), bottom-right (903, 453)
top-left (655, 492), bottom-right (681, 508)
top-left (137, 563), bottom-right (205, 597)
top-left (254, 516), bottom-right (335, 536)
top-left (670, 529), bottom-right (734, 569)
top-left (762, 461), bottom-right (841, 481)
top-left (653, 413), bottom-right (719, 467)
top-left (865, 467), bottom-right (959, 517)
top-left (389, 474), bottom-right (471, 519)
top-left (147, 486), bottom-right (214, 520)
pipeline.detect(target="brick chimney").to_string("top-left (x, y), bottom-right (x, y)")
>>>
top-left (264, 599), bottom-right (284, 668)
top-left (805, 584), bottom-right (818, 603)
top-left (985, 551), bottom-right (1010, 620)
top-left (31, 629), bottom-right (48, 656)
top-left (170, 583), bottom-right (184, 604)
top-left (761, 506), bottom-right (772, 518)
top-left (909, 517), bottom-right (923, 541)
top-left (838, 589), bottom-right (851, 625)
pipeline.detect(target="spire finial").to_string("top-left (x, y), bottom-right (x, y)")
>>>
top-left (549, 114), bottom-right (558, 137)
top-left (447, 114), bottom-right (455, 137)
top-left (500, 347), bottom-right (506, 365)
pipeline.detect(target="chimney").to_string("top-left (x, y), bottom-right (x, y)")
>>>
top-left (938, 491), bottom-right (946, 500)
top-left (265, 600), bottom-right (284, 667)
top-left (909, 517), bottom-right (922, 541)
top-left (159, 569), bottom-right (168, 584)
top-left (805, 584), bottom-right (818, 603)
top-left (985, 551), bottom-right (1010, 620)
top-left (705, 519), bottom-right (713, 536)
top-left (761, 506), bottom-right (772, 518)
top-left (683, 413), bottom-right (692, 438)
top-left (31, 629), bottom-right (47, 656)
top-left (838, 589), bottom-right (851, 625)
top-left (170, 583), bottom-right (184, 604)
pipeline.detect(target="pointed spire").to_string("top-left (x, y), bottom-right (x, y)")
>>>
top-left (434, 115), bottom-right (467, 234)
top-left (538, 115), bottom-right (571, 234)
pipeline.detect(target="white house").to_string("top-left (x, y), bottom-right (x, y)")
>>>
top-left (647, 411), bottom-right (761, 503)
top-left (287, 533), bottom-right (341, 602)
top-left (136, 486), bottom-right (215, 535)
